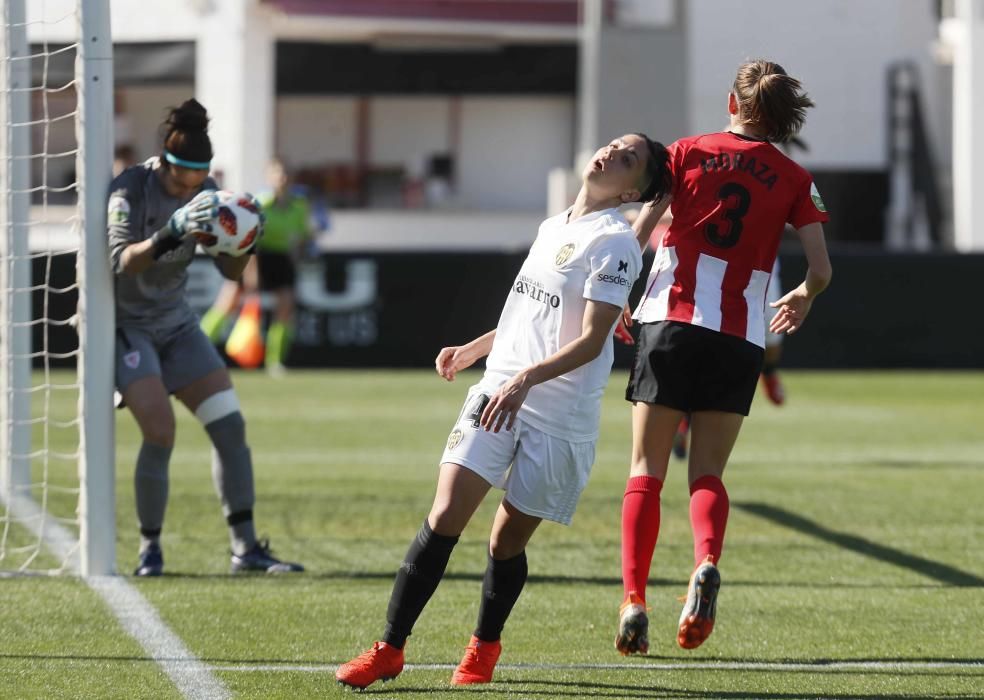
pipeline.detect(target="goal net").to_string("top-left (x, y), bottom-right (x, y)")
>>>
top-left (0, 0), bottom-right (114, 576)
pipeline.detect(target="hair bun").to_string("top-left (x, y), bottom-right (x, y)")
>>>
top-left (167, 99), bottom-right (209, 133)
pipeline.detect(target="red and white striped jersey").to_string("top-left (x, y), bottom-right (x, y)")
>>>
top-left (634, 131), bottom-right (829, 347)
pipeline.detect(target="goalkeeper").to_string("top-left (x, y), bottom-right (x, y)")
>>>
top-left (107, 98), bottom-right (303, 576)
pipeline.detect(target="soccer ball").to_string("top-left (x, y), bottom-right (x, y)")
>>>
top-left (199, 190), bottom-right (262, 257)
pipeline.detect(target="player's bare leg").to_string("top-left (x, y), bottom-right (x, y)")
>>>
top-left (266, 287), bottom-right (295, 376)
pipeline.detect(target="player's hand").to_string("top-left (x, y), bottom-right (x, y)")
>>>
top-left (481, 372), bottom-right (531, 433)
top-left (165, 190), bottom-right (218, 241)
top-left (769, 284), bottom-right (814, 335)
top-left (435, 345), bottom-right (475, 381)
top-left (613, 305), bottom-right (634, 345)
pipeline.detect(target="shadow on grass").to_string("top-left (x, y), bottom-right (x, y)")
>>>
top-left (152, 569), bottom-right (977, 590)
top-left (2, 652), bottom-right (981, 670)
top-left (735, 502), bottom-right (984, 587)
top-left (362, 678), bottom-right (984, 700)
top-left (870, 459), bottom-right (984, 469)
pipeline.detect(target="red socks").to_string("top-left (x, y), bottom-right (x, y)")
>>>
top-left (621, 474), bottom-right (729, 601)
top-left (620, 475), bottom-right (663, 603)
top-left (689, 475), bottom-right (729, 565)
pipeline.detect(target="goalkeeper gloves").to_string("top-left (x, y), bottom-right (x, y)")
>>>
top-left (150, 190), bottom-right (219, 259)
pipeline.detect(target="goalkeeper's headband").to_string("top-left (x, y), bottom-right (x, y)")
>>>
top-left (163, 150), bottom-right (211, 170)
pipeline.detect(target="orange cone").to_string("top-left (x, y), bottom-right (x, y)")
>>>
top-left (225, 295), bottom-right (265, 369)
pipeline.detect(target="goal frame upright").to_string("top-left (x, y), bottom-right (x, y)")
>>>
top-left (1, 0), bottom-right (116, 576)
top-left (76, 0), bottom-right (116, 577)
top-left (0, 0), bottom-right (33, 521)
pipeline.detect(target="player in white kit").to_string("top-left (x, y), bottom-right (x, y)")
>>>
top-left (335, 133), bottom-right (673, 690)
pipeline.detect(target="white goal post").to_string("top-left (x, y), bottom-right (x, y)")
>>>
top-left (1, 0), bottom-right (115, 576)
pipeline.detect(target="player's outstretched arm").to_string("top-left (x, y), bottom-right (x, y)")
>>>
top-left (435, 329), bottom-right (497, 382)
top-left (769, 222), bottom-right (832, 335)
top-left (631, 196), bottom-right (672, 250)
top-left (480, 300), bottom-right (621, 433)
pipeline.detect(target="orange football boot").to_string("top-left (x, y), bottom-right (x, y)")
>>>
top-left (451, 635), bottom-right (502, 685)
top-left (335, 641), bottom-right (404, 690)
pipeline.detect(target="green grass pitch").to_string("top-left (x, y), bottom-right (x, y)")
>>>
top-left (2, 370), bottom-right (983, 698)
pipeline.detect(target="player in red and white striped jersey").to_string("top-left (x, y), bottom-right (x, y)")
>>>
top-left (615, 60), bottom-right (833, 656)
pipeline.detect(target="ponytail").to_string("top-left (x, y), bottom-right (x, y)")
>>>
top-left (733, 60), bottom-right (814, 143)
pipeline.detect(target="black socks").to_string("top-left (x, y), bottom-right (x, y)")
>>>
top-left (475, 550), bottom-right (528, 642)
top-left (383, 520), bottom-right (459, 649)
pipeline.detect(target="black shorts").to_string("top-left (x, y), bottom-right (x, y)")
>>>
top-left (257, 251), bottom-right (296, 291)
top-left (625, 321), bottom-right (764, 416)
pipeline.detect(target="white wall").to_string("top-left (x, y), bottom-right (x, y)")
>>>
top-left (457, 96), bottom-right (575, 210)
top-left (687, 0), bottom-right (940, 169)
top-left (27, 0), bottom-right (200, 42)
top-left (118, 85), bottom-right (194, 163)
top-left (274, 95), bottom-right (573, 211)
top-left (275, 97), bottom-right (358, 167)
top-left (369, 96), bottom-right (450, 174)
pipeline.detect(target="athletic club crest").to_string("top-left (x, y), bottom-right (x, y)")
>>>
top-left (123, 350), bottom-right (141, 369)
top-left (555, 243), bottom-right (575, 267)
top-left (446, 429), bottom-right (463, 451)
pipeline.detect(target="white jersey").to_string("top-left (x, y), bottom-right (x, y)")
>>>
top-left (483, 207), bottom-right (643, 442)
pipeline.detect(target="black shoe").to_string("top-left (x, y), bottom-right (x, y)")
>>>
top-left (134, 543), bottom-right (163, 577)
top-left (230, 539), bottom-right (304, 574)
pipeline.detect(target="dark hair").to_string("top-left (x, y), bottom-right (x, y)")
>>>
top-left (160, 98), bottom-right (212, 166)
top-left (633, 133), bottom-right (672, 204)
top-left (733, 60), bottom-right (814, 143)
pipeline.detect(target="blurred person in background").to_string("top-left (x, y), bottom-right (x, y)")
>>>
top-left (615, 60), bottom-right (831, 656)
top-left (335, 133), bottom-right (672, 691)
top-left (109, 99), bottom-right (304, 576)
top-left (760, 257), bottom-right (787, 404)
top-left (112, 144), bottom-right (137, 178)
top-left (201, 158), bottom-right (317, 374)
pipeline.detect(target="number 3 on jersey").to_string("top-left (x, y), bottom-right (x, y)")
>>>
top-left (704, 182), bottom-right (751, 248)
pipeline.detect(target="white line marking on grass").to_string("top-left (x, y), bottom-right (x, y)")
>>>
top-left (211, 660), bottom-right (984, 674)
top-left (2, 494), bottom-right (230, 700)
top-left (88, 576), bottom-right (232, 700)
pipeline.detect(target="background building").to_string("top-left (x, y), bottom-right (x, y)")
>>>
top-left (29, 0), bottom-right (971, 248)
top-left (21, 0), bottom-right (984, 369)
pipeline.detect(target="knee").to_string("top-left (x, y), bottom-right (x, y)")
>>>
top-left (140, 413), bottom-right (175, 448)
top-left (426, 504), bottom-right (466, 538)
top-left (197, 390), bottom-right (246, 437)
top-left (488, 533), bottom-right (525, 560)
top-left (630, 454), bottom-right (666, 479)
top-left (688, 468), bottom-right (726, 488)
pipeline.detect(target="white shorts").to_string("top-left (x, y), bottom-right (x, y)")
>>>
top-left (439, 385), bottom-right (595, 526)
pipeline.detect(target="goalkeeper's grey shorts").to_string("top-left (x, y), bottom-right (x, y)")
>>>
top-left (115, 320), bottom-right (225, 396)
